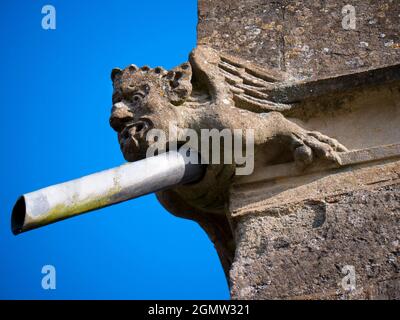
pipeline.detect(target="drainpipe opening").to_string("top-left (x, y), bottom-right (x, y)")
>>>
top-left (11, 196), bottom-right (26, 235)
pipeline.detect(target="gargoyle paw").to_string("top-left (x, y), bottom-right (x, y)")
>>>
top-left (291, 131), bottom-right (348, 170)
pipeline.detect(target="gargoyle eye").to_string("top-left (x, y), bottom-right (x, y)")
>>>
top-left (131, 92), bottom-right (145, 104)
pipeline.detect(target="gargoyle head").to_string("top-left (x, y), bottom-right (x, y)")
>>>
top-left (109, 63), bottom-right (192, 161)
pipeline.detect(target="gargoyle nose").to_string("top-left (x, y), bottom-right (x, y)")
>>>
top-left (110, 102), bottom-right (134, 132)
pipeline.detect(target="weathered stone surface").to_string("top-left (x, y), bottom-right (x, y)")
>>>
top-left (230, 182), bottom-right (400, 300)
top-left (198, 0), bottom-right (400, 80)
top-left (195, 0), bottom-right (400, 300)
top-left (107, 0), bottom-right (400, 299)
top-left (109, 45), bottom-right (363, 277)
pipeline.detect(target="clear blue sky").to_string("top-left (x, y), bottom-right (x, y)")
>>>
top-left (0, 0), bottom-right (229, 299)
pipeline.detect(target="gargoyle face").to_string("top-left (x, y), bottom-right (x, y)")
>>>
top-left (109, 63), bottom-right (192, 161)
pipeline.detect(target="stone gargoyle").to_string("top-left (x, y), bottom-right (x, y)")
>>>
top-left (109, 45), bottom-right (348, 277)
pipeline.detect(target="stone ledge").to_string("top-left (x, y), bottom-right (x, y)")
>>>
top-left (231, 153), bottom-right (400, 218)
top-left (236, 143), bottom-right (400, 186)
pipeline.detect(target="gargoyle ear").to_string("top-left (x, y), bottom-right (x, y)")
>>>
top-left (111, 68), bottom-right (122, 82)
top-left (163, 63), bottom-right (192, 105)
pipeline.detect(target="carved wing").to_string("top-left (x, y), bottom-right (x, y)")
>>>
top-left (190, 46), bottom-right (293, 113)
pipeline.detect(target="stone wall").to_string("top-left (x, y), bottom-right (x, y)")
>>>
top-left (230, 164), bottom-right (400, 299)
top-left (198, 0), bottom-right (400, 79)
top-left (198, 0), bottom-right (400, 299)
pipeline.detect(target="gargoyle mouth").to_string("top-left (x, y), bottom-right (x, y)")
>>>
top-left (119, 119), bottom-right (153, 161)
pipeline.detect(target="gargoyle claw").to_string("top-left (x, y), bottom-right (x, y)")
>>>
top-left (291, 131), bottom-right (348, 170)
top-left (307, 131), bottom-right (348, 152)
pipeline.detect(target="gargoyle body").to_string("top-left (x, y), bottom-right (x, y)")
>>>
top-left (109, 46), bottom-right (347, 277)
